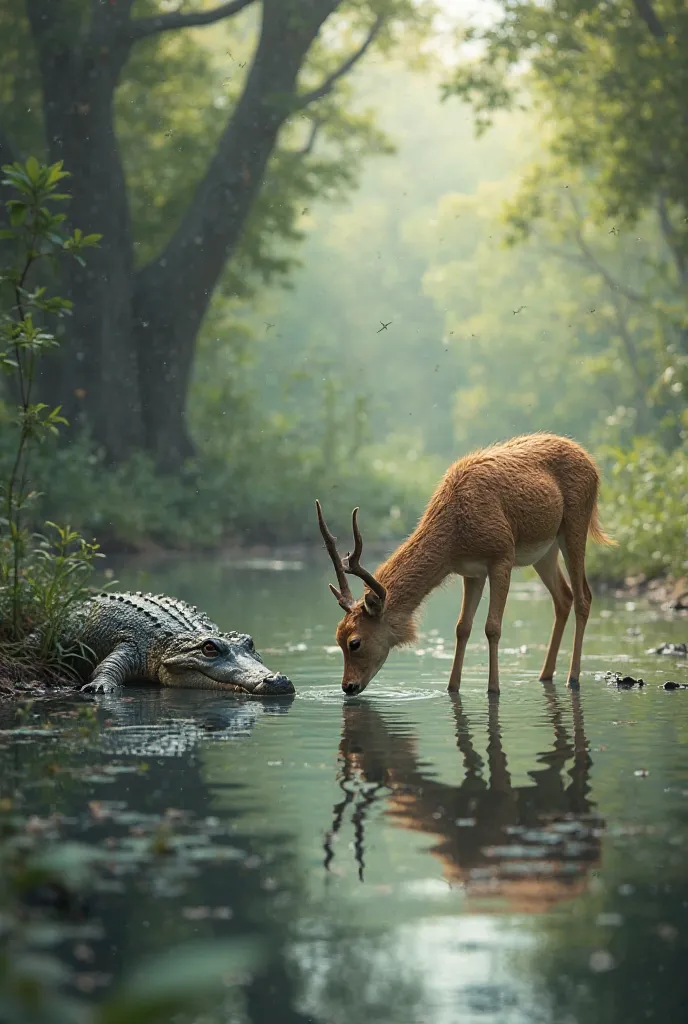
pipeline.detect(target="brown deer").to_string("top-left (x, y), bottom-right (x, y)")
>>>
top-left (316, 433), bottom-right (613, 695)
top-left (324, 689), bottom-right (603, 911)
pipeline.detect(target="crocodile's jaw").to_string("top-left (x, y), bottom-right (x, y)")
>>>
top-left (158, 662), bottom-right (295, 695)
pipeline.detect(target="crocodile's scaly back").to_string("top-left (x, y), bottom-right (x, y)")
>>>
top-left (85, 591), bottom-right (219, 636)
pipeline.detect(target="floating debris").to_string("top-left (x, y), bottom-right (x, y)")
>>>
top-left (646, 642), bottom-right (687, 657)
top-left (605, 671), bottom-right (645, 688)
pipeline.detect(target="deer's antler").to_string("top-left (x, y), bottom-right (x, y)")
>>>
top-left (343, 508), bottom-right (387, 604)
top-left (316, 501), bottom-right (387, 610)
top-left (316, 500), bottom-right (355, 611)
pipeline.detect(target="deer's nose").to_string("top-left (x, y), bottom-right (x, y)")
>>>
top-left (342, 681), bottom-right (361, 696)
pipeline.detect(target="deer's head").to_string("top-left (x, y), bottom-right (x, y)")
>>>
top-left (317, 501), bottom-right (407, 695)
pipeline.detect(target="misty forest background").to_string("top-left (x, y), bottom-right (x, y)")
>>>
top-left (0, 0), bottom-right (686, 582)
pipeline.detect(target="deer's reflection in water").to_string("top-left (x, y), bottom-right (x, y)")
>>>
top-left (324, 686), bottom-right (603, 912)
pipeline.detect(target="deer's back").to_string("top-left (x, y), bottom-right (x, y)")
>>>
top-left (431, 434), bottom-right (600, 564)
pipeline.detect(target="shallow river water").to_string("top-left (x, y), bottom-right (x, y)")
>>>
top-left (2, 553), bottom-right (688, 1023)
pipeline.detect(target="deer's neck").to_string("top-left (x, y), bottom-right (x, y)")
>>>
top-left (376, 511), bottom-right (452, 641)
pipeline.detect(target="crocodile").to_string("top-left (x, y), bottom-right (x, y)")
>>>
top-left (57, 591), bottom-right (294, 696)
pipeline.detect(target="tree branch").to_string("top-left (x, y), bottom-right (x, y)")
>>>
top-left (127, 0), bottom-right (256, 42)
top-left (293, 119), bottom-right (321, 158)
top-left (632, 0), bottom-right (666, 39)
top-left (294, 15), bottom-right (383, 110)
top-left (539, 232), bottom-right (650, 307)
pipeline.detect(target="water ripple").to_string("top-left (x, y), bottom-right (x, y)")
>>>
top-left (298, 685), bottom-right (443, 704)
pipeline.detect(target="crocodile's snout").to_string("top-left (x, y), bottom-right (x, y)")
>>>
top-left (254, 672), bottom-right (295, 695)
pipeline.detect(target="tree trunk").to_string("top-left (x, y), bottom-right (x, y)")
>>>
top-left (27, 2), bottom-right (144, 461)
top-left (132, 0), bottom-right (336, 468)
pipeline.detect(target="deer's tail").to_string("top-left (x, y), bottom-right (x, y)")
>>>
top-left (589, 486), bottom-right (616, 546)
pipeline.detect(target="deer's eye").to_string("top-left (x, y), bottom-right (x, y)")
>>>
top-left (348, 637), bottom-right (361, 652)
top-left (202, 641), bottom-right (220, 657)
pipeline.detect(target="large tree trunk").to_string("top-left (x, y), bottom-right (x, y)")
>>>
top-left (132, 0), bottom-right (336, 468)
top-left (27, 0), bottom-right (144, 461)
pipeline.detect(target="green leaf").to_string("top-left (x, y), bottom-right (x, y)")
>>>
top-left (46, 161), bottom-right (69, 185)
top-left (25, 155), bottom-right (40, 183)
top-left (8, 202), bottom-right (27, 226)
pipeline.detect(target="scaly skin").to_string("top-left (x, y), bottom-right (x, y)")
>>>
top-left (59, 591), bottom-right (294, 696)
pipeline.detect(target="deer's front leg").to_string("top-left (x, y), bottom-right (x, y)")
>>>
top-left (448, 575), bottom-right (486, 692)
top-left (485, 560), bottom-right (512, 694)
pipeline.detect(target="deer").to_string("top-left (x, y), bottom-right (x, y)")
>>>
top-left (316, 432), bottom-right (614, 696)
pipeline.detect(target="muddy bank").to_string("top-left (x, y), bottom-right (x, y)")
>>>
top-left (0, 653), bottom-right (78, 701)
top-left (596, 575), bottom-right (688, 612)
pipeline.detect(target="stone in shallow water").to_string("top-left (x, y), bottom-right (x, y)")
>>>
top-left (605, 671), bottom-right (645, 687)
top-left (647, 642), bottom-right (688, 657)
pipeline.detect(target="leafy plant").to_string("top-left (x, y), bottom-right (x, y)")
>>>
top-left (588, 438), bottom-right (688, 582)
top-left (0, 158), bottom-right (101, 673)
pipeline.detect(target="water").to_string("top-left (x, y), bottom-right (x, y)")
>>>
top-left (2, 553), bottom-right (688, 1023)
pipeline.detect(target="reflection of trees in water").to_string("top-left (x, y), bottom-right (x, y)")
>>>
top-left (326, 686), bottom-right (604, 913)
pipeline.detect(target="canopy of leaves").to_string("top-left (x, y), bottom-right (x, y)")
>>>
top-left (445, 0), bottom-right (688, 266)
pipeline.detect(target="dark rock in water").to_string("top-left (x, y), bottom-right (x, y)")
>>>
top-left (646, 642), bottom-right (688, 657)
top-left (605, 671), bottom-right (645, 688)
top-left (663, 681), bottom-right (688, 691)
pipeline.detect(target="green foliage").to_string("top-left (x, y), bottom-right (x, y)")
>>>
top-left (445, 1), bottom-right (688, 260)
top-left (0, 159), bottom-right (101, 659)
top-left (411, 176), bottom-right (687, 451)
top-left (588, 438), bottom-right (688, 581)
top-left (0, 413), bottom-right (439, 552)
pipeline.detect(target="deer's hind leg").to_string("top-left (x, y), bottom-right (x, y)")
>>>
top-left (448, 575), bottom-right (486, 692)
top-left (485, 559), bottom-right (513, 694)
top-left (533, 542), bottom-right (573, 682)
top-left (559, 523), bottom-right (592, 689)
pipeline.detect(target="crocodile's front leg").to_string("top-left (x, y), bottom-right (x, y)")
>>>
top-left (80, 643), bottom-right (140, 694)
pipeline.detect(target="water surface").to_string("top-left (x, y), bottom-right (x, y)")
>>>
top-left (2, 554), bottom-right (687, 1023)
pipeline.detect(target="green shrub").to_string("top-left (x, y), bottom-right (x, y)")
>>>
top-left (589, 439), bottom-right (688, 582)
top-left (0, 427), bottom-right (442, 551)
top-left (0, 158), bottom-right (101, 669)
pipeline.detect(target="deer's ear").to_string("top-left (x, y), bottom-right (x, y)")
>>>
top-left (363, 590), bottom-right (384, 618)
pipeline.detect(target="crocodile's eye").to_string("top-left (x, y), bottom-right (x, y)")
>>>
top-left (201, 640), bottom-right (220, 658)
top-left (245, 637), bottom-right (255, 652)
top-left (348, 637), bottom-right (361, 652)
